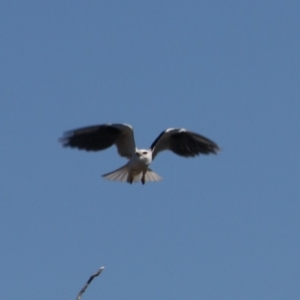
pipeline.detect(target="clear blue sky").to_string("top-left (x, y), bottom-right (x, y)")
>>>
top-left (1, 1), bottom-right (299, 299)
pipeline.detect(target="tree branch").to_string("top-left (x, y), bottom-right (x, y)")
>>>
top-left (76, 266), bottom-right (105, 300)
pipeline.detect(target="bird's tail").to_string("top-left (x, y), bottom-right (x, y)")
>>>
top-left (144, 168), bottom-right (162, 183)
top-left (102, 165), bottom-right (162, 184)
top-left (102, 164), bottom-right (130, 183)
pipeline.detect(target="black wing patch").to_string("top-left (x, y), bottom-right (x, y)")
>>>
top-left (151, 129), bottom-right (220, 159)
top-left (150, 130), bottom-right (165, 150)
top-left (60, 125), bottom-right (121, 152)
top-left (170, 131), bottom-right (219, 157)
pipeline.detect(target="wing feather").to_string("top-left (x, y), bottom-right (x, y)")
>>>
top-left (151, 128), bottom-right (219, 159)
top-left (59, 123), bottom-right (135, 159)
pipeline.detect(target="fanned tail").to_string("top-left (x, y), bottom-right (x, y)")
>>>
top-left (102, 165), bottom-right (162, 184)
top-left (102, 164), bottom-right (129, 183)
top-left (144, 168), bottom-right (162, 182)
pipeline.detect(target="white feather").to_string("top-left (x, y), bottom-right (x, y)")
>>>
top-left (102, 165), bottom-right (162, 183)
top-left (102, 164), bottom-right (128, 182)
top-left (145, 169), bottom-right (162, 182)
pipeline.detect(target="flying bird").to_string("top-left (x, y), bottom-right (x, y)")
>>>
top-left (59, 123), bottom-right (220, 184)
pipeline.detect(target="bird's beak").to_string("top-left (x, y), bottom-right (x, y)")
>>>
top-left (136, 152), bottom-right (141, 157)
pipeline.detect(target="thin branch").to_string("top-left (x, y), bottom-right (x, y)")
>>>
top-left (76, 266), bottom-right (105, 300)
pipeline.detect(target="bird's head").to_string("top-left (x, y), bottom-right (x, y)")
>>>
top-left (135, 149), bottom-right (152, 162)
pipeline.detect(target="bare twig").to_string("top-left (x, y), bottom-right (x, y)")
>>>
top-left (76, 266), bottom-right (105, 300)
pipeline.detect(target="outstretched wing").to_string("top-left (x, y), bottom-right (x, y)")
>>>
top-left (59, 123), bottom-right (136, 159)
top-left (151, 128), bottom-right (220, 160)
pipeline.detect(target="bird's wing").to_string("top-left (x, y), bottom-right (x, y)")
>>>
top-left (150, 128), bottom-right (220, 160)
top-left (59, 123), bottom-right (136, 159)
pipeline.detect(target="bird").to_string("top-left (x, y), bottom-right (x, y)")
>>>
top-left (59, 123), bottom-right (220, 184)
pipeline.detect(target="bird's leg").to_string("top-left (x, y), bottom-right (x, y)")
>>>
top-left (127, 174), bottom-right (133, 184)
top-left (141, 170), bottom-right (147, 185)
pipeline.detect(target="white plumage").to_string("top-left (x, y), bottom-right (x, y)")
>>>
top-left (59, 123), bottom-right (219, 184)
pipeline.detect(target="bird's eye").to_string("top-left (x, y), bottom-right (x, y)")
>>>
top-left (142, 151), bottom-right (148, 155)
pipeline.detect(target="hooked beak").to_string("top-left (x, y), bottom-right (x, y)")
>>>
top-left (135, 152), bottom-right (141, 157)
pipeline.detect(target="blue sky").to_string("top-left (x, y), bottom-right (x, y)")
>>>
top-left (1, 1), bottom-right (300, 299)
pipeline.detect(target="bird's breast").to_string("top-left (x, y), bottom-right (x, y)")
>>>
top-left (129, 155), bottom-right (151, 167)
